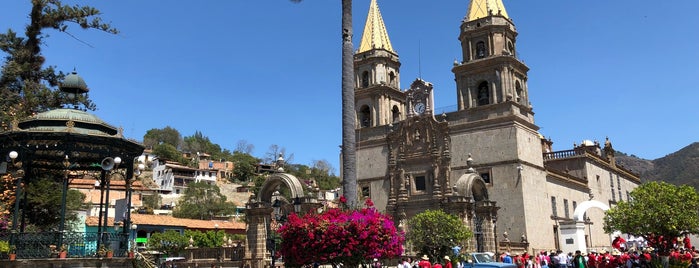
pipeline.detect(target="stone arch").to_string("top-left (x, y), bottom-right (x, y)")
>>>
top-left (560, 200), bottom-right (611, 254)
top-left (257, 173), bottom-right (306, 203)
top-left (454, 172), bottom-right (489, 201)
top-left (573, 200), bottom-right (609, 222)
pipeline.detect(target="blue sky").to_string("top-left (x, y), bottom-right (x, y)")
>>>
top-left (2, 1), bottom-right (698, 172)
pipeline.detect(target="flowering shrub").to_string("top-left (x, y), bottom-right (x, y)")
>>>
top-left (278, 198), bottom-right (404, 267)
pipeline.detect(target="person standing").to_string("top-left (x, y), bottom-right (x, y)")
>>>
top-left (419, 255), bottom-right (432, 268)
top-left (503, 253), bottom-right (513, 264)
top-left (444, 256), bottom-right (453, 268)
top-left (572, 250), bottom-right (587, 268)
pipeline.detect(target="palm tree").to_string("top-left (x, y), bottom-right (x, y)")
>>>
top-left (291, 0), bottom-right (357, 208)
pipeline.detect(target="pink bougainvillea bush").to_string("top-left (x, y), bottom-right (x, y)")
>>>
top-left (278, 198), bottom-right (404, 267)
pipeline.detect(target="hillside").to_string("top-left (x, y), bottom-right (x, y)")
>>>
top-left (616, 142), bottom-right (699, 188)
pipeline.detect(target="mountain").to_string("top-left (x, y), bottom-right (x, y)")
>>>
top-left (616, 142), bottom-right (699, 188)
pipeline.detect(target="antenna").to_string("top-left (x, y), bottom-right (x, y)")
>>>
top-left (418, 40), bottom-right (422, 79)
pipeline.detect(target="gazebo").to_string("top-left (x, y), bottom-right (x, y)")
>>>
top-left (0, 71), bottom-right (144, 258)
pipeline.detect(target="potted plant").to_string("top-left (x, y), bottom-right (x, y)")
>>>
top-left (128, 240), bottom-right (136, 258)
top-left (97, 244), bottom-right (112, 258)
top-left (8, 245), bottom-right (16, 261)
top-left (59, 244), bottom-right (68, 259)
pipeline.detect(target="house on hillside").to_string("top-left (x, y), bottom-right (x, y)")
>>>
top-left (152, 159), bottom-right (217, 194)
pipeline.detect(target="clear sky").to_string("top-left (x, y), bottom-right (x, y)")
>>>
top-left (2, 0), bottom-right (698, 172)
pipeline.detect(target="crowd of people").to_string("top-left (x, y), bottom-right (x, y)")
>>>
top-left (497, 235), bottom-right (699, 268)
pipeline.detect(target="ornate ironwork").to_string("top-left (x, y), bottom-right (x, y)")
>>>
top-left (0, 231), bottom-right (129, 259)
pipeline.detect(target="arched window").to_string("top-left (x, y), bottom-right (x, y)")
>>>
top-left (476, 41), bottom-right (486, 59)
top-left (361, 71), bottom-right (369, 88)
top-left (389, 71), bottom-right (396, 86)
top-left (391, 105), bottom-right (400, 123)
top-left (477, 81), bottom-right (490, 106)
top-left (515, 81), bottom-right (523, 103)
top-left (359, 105), bottom-right (371, 128)
top-left (508, 41), bottom-right (515, 56)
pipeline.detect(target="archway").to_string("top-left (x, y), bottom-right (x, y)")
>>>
top-left (559, 200), bottom-right (610, 253)
top-left (257, 173), bottom-right (307, 204)
top-left (244, 173), bottom-right (307, 268)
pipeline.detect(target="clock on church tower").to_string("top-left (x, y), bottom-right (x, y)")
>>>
top-left (406, 79), bottom-right (434, 117)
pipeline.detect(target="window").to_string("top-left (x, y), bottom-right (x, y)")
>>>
top-left (551, 196), bottom-right (558, 217)
top-left (573, 201), bottom-right (577, 213)
top-left (389, 71), bottom-right (396, 86)
top-left (477, 81), bottom-right (490, 106)
top-left (507, 41), bottom-right (515, 55)
top-left (610, 172), bottom-right (616, 201)
top-left (361, 186), bottom-right (370, 199)
top-left (564, 199), bottom-right (570, 218)
top-left (359, 105), bottom-right (371, 128)
top-left (480, 172), bottom-right (491, 184)
top-left (515, 81), bottom-right (523, 103)
top-left (476, 41), bottom-right (486, 59)
top-left (392, 106), bottom-right (400, 123)
top-left (414, 175), bottom-right (426, 191)
top-left (617, 176), bottom-right (622, 201)
top-left (361, 71), bottom-right (369, 88)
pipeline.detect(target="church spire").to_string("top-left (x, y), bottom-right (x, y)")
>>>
top-left (358, 0), bottom-right (394, 54)
top-left (465, 0), bottom-right (509, 21)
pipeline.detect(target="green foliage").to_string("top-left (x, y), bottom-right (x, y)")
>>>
top-left (147, 230), bottom-right (189, 254)
top-left (0, 240), bottom-right (9, 253)
top-left (230, 151), bottom-right (260, 182)
top-left (183, 131), bottom-right (225, 160)
top-left (184, 229), bottom-right (223, 248)
top-left (604, 181), bottom-right (699, 253)
top-left (152, 143), bottom-right (186, 163)
top-left (172, 182), bottom-right (236, 220)
top-left (24, 178), bottom-right (85, 231)
top-left (143, 126), bottom-right (182, 149)
top-left (0, 1), bottom-right (117, 129)
top-left (407, 209), bottom-right (472, 261)
top-left (142, 194), bottom-right (161, 210)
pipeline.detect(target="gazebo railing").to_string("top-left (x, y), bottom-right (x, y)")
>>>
top-left (0, 231), bottom-right (129, 259)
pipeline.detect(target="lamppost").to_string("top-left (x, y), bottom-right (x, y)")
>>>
top-left (215, 223), bottom-right (221, 263)
top-left (268, 193), bottom-right (303, 268)
top-left (6, 151), bottom-right (23, 252)
top-left (131, 224), bottom-right (138, 253)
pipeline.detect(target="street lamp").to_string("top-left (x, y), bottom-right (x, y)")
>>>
top-left (131, 224), bottom-right (138, 252)
top-left (293, 197), bottom-right (301, 214)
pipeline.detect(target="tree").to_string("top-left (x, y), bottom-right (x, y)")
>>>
top-left (407, 210), bottom-right (473, 261)
top-left (235, 140), bottom-right (255, 155)
top-left (184, 229), bottom-right (224, 248)
top-left (604, 181), bottom-right (699, 254)
top-left (278, 198), bottom-right (403, 267)
top-left (264, 144), bottom-right (294, 165)
top-left (24, 178), bottom-right (85, 231)
top-left (142, 194), bottom-right (162, 211)
top-left (143, 126), bottom-right (182, 149)
top-left (172, 182), bottom-right (236, 220)
top-left (230, 151), bottom-right (260, 182)
top-left (152, 143), bottom-right (186, 163)
top-left (147, 230), bottom-right (190, 255)
top-left (0, 1), bottom-right (118, 129)
top-left (290, 0), bottom-right (357, 208)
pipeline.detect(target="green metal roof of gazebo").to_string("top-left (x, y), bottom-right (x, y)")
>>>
top-left (0, 72), bottom-right (143, 171)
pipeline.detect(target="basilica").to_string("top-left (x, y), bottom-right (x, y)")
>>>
top-left (353, 0), bottom-right (640, 253)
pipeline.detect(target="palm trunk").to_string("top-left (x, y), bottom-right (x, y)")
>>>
top-left (341, 0), bottom-right (358, 208)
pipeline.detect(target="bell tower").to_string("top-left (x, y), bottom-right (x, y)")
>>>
top-left (453, 0), bottom-right (532, 116)
top-left (354, 0), bottom-right (405, 128)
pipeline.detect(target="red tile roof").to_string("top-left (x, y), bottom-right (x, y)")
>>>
top-left (85, 214), bottom-right (245, 231)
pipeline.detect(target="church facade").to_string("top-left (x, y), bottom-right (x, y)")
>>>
top-left (353, 0), bottom-right (641, 253)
